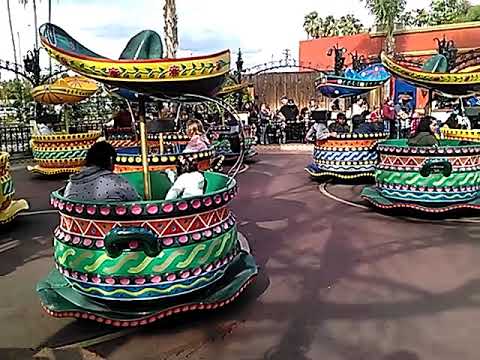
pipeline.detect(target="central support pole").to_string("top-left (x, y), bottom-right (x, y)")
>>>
top-left (138, 97), bottom-right (152, 200)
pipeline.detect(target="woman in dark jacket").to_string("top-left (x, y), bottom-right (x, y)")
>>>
top-left (408, 117), bottom-right (438, 146)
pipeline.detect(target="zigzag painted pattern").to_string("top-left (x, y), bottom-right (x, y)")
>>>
top-left (379, 188), bottom-right (477, 202)
top-left (314, 150), bottom-right (378, 162)
top-left (376, 170), bottom-right (480, 187)
top-left (33, 149), bottom-right (88, 160)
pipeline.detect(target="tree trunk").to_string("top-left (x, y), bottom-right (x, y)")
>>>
top-left (7, 0), bottom-right (18, 71)
top-left (33, 0), bottom-right (38, 49)
top-left (164, 0), bottom-right (178, 58)
top-left (48, 0), bottom-right (52, 74)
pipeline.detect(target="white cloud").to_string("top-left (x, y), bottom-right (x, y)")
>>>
top-left (1, 0), bottom-right (479, 80)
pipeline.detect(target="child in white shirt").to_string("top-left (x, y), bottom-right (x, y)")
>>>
top-left (165, 158), bottom-right (205, 200)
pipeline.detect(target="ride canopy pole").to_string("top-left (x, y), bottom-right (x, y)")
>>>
top-left (137, 97), bottom-right (152, 200)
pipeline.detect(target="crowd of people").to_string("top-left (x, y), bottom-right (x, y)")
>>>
top-left (243, 94), bottom-right (475, 145)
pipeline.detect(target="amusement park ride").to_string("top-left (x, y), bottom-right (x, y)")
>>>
top-left (306, 45), bottom-right (390, 180)
top-left (29, 23), bottom-right (258, 326)
top-left (304, 37), bottom-right (480, 214)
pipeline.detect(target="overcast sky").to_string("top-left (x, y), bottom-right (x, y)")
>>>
top-left (1, 0), bottom-right (479, 78)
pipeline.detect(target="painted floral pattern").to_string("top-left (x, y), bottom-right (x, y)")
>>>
top-left (46, 48), bottom-right (230, 81)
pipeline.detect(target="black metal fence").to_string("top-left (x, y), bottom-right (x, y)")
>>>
top-left (0, 122), bottom-right (105, 157)
top-left (0, 125), bottom-right (31, 156)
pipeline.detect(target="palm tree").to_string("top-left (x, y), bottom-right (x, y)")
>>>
top-left (322, 15), bottom-right (339, 37)
top-left (6, 0), bottom-right (18, 68)
top-left (304, 11), bottom-right (321, 39)
top-left (337, 14), bottom-right (364, 35)
top-left (18, 0), bottom-right (39, 49)
top-left (164, 0), bottom-right (178, 58)
top-left (362, 0), bottom-right (406, 54)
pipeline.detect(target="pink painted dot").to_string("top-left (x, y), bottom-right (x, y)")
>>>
top-left (58, 231), bottom-right (65, 239)
top-left (83, 238), bottom-right (92, 246)
top-left (88, 314), bottom-right (96, 320)
top-left (58, 202), bottom-right (65, 210)
top-left (162, 203), bottom-right (174, 213)
top-left (135, 277), bottom-right (146, 285)
top-left (223, 222), bottom-right (229, 229)
top-left (130, 204), bottom-right (142, 215)
top-left (92, 276), bottom-right (101, 284)
top-left (162, 238), bottom-right (174, 246)
top-left (81, 313), bottom-right (88, 319)
top-left (105, 277), bottom-right (115, 285)
top-left (205, 264), bottom-right (213, 272)
top-left (74, 205), bottom-right (83, 214)
top-left (146, 204), bottom-right (159, 215)
top-left (192, 233), bottom-right (202, 241)
top-left (80, 274), bottom-right (88, 282)
top-left (203, 230), bottom-right (212, 237)
top-left (203, 197), bottom-right (212, 206)
top-left (113, 321), bottom-right (121, 327)
top-left (104, 319), bottom-right (112, 325)
top-left (214, 195), bottom-right (222, 204)
top-left (131, 321), bottom-right (139, 327)
top-left (189, 304), bottom-right (198, 310)
top-left (214, 226), bottom-right (221, 233)
top-left (178, 235), bottom-right (188, 244)
top-left (115, 206), bottom-right (127, 216)
top-left (151, 275), bottom-right (162, 283)
top-left (193, 267), bottom-right (202, 276)
top-left (177, 202), bottom-right (188, 211)
top-left (53, 199), bottom-right (59, 208)
top-left (223, 193), bottom-right (229, 201)
top-left (120, 278), bottom-right (130, 285)
top-left (191, 199), bottom-right (201, 209)
top-left (166, 274), bottom-right (176, 282)
top-left (140, 319), bottom-right (148, 325)
top-left (129, 241), bottom-right (139, 249)
top-left (87, 206), bottom-right (96, 215)
top-left (95, 240), bottom-right (104, 248)
top-left (100, 206), bottom-right (111, 216)
top-left (148, 317), bottom-right (156, 323)
top-left (180, 271), bottom-right (190, 279)
top-left (72, 272), bottom-right (79, 279)
top-left (97, 317), bottom-right (104, 323)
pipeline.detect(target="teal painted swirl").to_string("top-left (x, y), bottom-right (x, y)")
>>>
top-left (376, 170), bottom-right (480, 188)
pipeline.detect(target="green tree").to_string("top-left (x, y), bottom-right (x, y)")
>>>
top-left (337, 14), bottom-right (364, 35)
top-left (362, 0), bottom-right (407, 53)
top-left (455, 4), bottom-right (480, 22)
top-left (429, 0), bottom-right (470, 25)
top-left (303, 11), bottom-right (321, 39)
top-left (322, 15), bottom-right (339, 36)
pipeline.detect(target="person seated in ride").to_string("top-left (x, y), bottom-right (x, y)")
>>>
top-left (64, 141), bottom-right (141, 201)
top-left (305, 117), bottom-right (331, 142)
top-left (184, 119), bottom-right (210, 153)
top-left (328, 112), bottom-right (349, 134)
top-left (443, 113), bottom-right (459, 130)
top-left (408, 117), bottom-right (439, 147)
top-left (165, 158), bottom-right (205, 200)
top-left (354, 113), bottom-right (385, 134)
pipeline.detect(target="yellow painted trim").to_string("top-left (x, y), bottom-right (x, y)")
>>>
top-left (399, 47), bottom-right (478, 58)
top-left (31, 131), bottom-right (101, 143)
top-left (381, 52), bottom-right (480, 85)
top-left (42, 41), bottom-right (230, 83)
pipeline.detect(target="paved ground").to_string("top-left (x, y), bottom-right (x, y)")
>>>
top-left (2, 154), bottom-right (480, 359)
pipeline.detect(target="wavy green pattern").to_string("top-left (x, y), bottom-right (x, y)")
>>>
top-left (151, 249), bottom-right (187, 272)
top-left (103, 253), bottom-right (140, 274)
top-left (58, 248), bottom-right (76, 264)
top-left (376, 170), bottom-right (480, 187)
top-left (56, 227), bottom-right (237, 276)
top-left (177, 244), bottom-right (206, 268)
top-left (73, 275), bottom-right (215, 296)
top-left (33, 149), bottom-right (87, 160)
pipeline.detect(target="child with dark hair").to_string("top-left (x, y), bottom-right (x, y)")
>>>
top-left (165, 158), bottom-right (205, 200)
top-left (408, 117), bottom-right (439, 146)
top-left (64, 141), bottom-right (140, 201)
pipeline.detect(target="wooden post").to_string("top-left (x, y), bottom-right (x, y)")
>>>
top-left (138, 98), bottom-right (151, 200)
